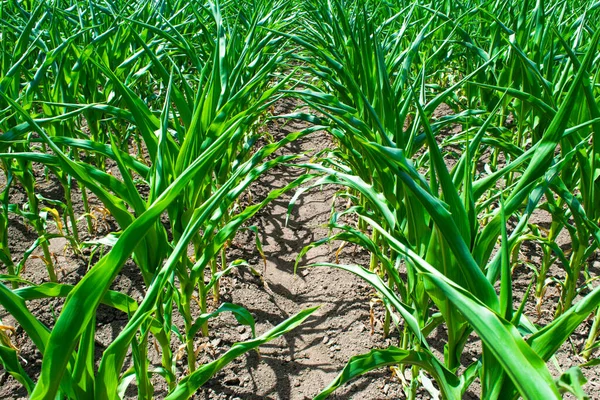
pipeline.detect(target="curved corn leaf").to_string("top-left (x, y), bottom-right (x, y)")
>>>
top-left (315, 347), bottom-right (461, 400)
top-left (165, 306), bottom-right (318, 400)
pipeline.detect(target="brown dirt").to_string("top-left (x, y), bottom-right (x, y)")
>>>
top-left (191, 100), bottom-right (408, 399)
top-left (0, 99), bottom-right (407, 400)
top-left (1, 98), bottom-right (600, 400)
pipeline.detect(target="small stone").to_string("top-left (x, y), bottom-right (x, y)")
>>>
top-left (383, 384), bottom-right (390, 394)
top-left (294, 380), bottom-right (301, 387)
top-left (322, 336), bottom-right (329, 345)
top-left (237, 326), bottom-right (246, 334)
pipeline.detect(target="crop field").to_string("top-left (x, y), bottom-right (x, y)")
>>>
top-left (1, 0), bottom-right (600, 398)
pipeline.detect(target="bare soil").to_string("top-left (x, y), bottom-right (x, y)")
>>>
top-left (1, 99), bottom-right (600, 399)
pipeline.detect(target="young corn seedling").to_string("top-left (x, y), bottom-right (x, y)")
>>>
top-left (1, 0), bottom-right (600, 399)
top-left (0, 0), bottom-right (319, 398)
top-left (289, 0), bottom-right (600, 398)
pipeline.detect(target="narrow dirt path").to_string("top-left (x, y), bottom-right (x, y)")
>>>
top-left (195, 99), bottom-right (404, 399)
top-left (0, 98), bottom-right (404, 400)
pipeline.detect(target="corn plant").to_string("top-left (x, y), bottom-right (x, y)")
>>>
top-left (2, 0), bottom-right (600, 399)
top-left (288, 0), bottom-right (600, 398)
top-left (0, 0), bottom-right (319, 398)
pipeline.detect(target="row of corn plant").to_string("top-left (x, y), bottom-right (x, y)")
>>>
top-left (2, 0), bottom-right (600, 398)
top-left (0, 0), bottom-right (320, 398)
top-left (286, 0), bottom-right (600, 398)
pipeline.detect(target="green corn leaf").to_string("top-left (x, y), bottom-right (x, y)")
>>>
top-left (165, 306), bottom-right (319, 400)
top-left (0, 344), bottom-right (35, 394)
top-left (315, 347), bottom-right (461, 400)
top-left (189, 303), bottom-right (255, 339)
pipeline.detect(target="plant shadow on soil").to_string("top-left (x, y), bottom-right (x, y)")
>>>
top-left (1, 99), bottom-right (599, 399)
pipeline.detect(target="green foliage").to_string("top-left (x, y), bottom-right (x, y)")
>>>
top-left (289, 0), bottom-right (600, 398)
top-left (0, 0), bottom-right (317, 398)
top-left (1, 0), bottom-right (600, 398)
